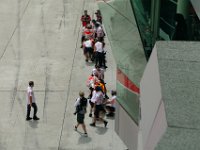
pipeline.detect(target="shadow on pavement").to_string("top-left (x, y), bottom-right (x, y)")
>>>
top-left (106, 116), bottom-right (115, 120)
top-left (28, 120), bottom-right (39, 128)
top-left (78, 135), bottom-right (92, 144)
top-left (95, 126), bottom-right (108, 135)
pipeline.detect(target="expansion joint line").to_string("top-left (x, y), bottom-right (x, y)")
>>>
top-left (9, 0), bottom-right (32, 116)
top-left (57, 0), bottom-right (86, 149)
top-left (0, 0), bottom-right (32, 60)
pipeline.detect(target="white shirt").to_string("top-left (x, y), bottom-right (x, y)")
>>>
top-left (91, 90), bottom-right (97, 103)
top-left (90, 90), bottom-right (104, 105)
top-left (95, 91), bottom-right (104, 105)
top-left (95, 41), bottom-right (103, 53)
top-left (92, 68), bottom-right (104, 79)
top-left (84, 40), bottom-right (92, 48)
top-left (96, 26), bottom-right (104, 37)
top-left (107, 95), bottom-right (116, 108)
top-left (26, 86), bottom-right (36, 104)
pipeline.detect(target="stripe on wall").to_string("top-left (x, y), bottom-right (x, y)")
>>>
top-left (117, 68), bottom-right (140, 94)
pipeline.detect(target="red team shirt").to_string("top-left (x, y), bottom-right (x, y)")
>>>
top-left (81, 15), bottom-right (91, 27)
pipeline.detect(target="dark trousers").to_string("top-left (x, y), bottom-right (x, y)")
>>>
top-left (95, 52), bottom-right (104, 67)
top-left (81, 35), bottom-right (85, 43)
top-left (102, 52), bottom-right (106, 67)
top-left (26, 103), bottom-right (38, 118)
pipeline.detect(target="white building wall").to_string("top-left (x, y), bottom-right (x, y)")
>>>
top-left (139, 45), bottom-right (167, 150)
top-left (190, 0), bottom-right (200, 19)
top-left (144, 100), bottom-right (167, 150)
top-left (115, 102), bottom-right (139, 150)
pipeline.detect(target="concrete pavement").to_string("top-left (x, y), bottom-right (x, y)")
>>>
top-left (0, 0), bottom-right (127, 149)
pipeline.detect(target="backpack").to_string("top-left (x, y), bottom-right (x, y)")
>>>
top-left (76, 97), bottom-right (87, 114)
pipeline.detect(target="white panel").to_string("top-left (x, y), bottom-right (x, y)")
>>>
top-left (144, 100), bottom-right (167, 150)
top-left (118, 105), bottom-right (139, 150)
top-left (139, 44), bottom-right (163, 147)
top-left (191, 0), bottom-right (200, 20)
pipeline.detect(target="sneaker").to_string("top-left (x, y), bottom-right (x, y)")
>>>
top-left (90, 123), bottom-right (96, 127)
top-left (104, 121), bottom-right (108, 128)
top-left (33, 116), bottom-right (40, 120)
top-left (26, 117), bottom-right (32, 121)
top-left (83, 133), bottom-right (88, 137)
top-left (74, 125), bottom-right (77, 131)
top-left (89, 113), bottom-right (92, 117)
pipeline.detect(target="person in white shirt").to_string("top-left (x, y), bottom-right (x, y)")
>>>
top-left (96, 24), bottom-right (105, 41)
top-left (26, 81), bottom-right (39, 121)
top-left (88, 89), bottom-right (97, 117)
top-left (105, 90), bottom-right (117, 117)
top-left (94, 39), bottom-right (104, 67)
top-left (90, 86), bottom-right (108, 127)
top-left (92, 65), bottom-right (104, 80)
top-left (83, 38), bottom-right (93, 62)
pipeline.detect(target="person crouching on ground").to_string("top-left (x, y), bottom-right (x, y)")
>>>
top-left (104, 90), bottom-right (117, 117)
top-left (74, 91), bottom-right (88, 137)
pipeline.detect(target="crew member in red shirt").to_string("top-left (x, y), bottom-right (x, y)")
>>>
top-left (81, 10), bottom-right (91, 27)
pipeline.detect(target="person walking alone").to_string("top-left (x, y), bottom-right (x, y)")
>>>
top-left (26, 81), bottom-right (40, 121)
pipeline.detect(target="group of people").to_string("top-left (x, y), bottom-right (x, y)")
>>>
top-left (73, 10), bottom-right (117, 137)
top-left (24, 10), bottom-right (116, 138)
top-left (80, 10), bottom-right (107, 69)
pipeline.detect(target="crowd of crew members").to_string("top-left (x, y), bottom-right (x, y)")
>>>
top-left (81, 10), bottom-right (107, 68)
top-left (73, 10), bottom-right (117, 137)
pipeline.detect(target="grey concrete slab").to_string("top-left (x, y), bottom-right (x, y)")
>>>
top-left (155, 41), bottom-right (200, 150)
top-left (0, 0), bottom-right (127, 149)
top-left (155, 127), bottom-right (200, 150)
top-left (157, 41), bottom-right (200, 129)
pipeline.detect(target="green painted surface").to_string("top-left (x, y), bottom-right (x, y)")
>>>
top-left (99, 0), bottom-right (146, 124)
top-left (129, 0), bottom-right (152, 46)
top-left (117, 82), bottom-right (139, 123)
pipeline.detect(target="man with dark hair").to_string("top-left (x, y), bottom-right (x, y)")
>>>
top-left (94, 39), bottom-right (104, 67)
top-left (95, 10), bottom-right (102, 24)
top-left (26, 81), bottom-right (39, 121)
top-left (90, 86), bottom-right (108, 127)
top-left (92, 65), bottom-right (104, 80)
top-left (81, 10), bottom-right (91, 27)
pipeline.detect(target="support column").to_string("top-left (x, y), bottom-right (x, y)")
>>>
top-left (150, 0), bottom-right (160, 44)
top-left (177, 0), bottom-right (189, 19)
